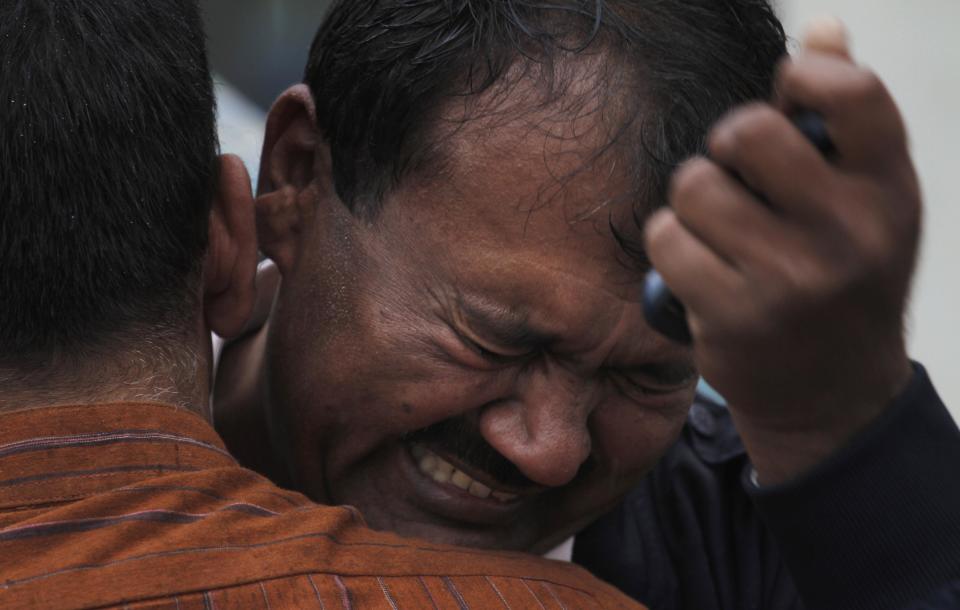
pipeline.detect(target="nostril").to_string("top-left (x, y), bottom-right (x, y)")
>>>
top-left (480, 409), bottom-right (593, 488)
top-left (519, 434), bottom-right (593, 488)
top-left (477, 379), bottom-right (595, 487)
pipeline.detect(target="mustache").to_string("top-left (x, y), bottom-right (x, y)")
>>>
top-left (403, 417), bottom-right (537, 490)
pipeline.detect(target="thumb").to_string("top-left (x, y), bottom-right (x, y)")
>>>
top-left (802, 16), bottom-right (851, 60)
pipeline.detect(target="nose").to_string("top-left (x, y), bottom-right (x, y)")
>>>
top-left (478, 364), bottom-right (593, 488)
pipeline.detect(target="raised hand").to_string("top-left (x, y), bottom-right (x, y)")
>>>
top-left (645, 19), bottom-right (922, 484)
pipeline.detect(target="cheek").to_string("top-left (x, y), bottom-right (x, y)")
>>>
top-left (589, 398), bottom-right (691, 476)
top-left (380, 359), bottom-right (509, 432)
top-left (288, 348), bottom-right (515, 462)
top-left (312, 368), bottom-right (518, 498)
top-left (278, 333), bottom-right (507, 437)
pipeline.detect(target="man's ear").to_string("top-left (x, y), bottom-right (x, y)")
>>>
top-left (204, 154), bottom-right (258, 339)
top-left (257, 84), bottom-right (331, 275)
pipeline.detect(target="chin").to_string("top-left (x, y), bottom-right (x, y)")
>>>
top-left (384, 518), bottom-right (534, 552)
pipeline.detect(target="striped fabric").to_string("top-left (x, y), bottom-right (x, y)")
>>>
top-left (0, 402), bottom-right (645, 610)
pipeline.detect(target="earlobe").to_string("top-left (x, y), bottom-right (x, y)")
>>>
top-left (256, 84), bottom-right (326, 275)
top-left (204, 154), bottom-right (258, 339)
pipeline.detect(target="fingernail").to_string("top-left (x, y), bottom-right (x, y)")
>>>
top-left (802, 16), bottom-right (850, 58)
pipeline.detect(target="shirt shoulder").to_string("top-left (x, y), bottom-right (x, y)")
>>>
top-left (0, 465), bottom-right (644, 610)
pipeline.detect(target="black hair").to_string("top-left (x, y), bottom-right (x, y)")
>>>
top-left (0, 0), bottom-right (217, 364)
top-left (305, 0), bottom-right (786, 263)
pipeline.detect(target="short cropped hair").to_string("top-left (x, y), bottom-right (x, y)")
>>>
top-left (305, 0), bottom-right (786, 260)
top-left (0, 0), bottom-right (217, 363)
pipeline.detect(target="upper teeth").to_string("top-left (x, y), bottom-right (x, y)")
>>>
top-left (411, 445), bottom-right (518, 503)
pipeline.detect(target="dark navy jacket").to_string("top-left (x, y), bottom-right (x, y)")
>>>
top-left (574, 366), bottom-right (960, 610)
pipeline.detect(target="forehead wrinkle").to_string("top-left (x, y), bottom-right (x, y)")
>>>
top-left (455, 293), bottom-right (554, 347)
top-left (447, 254), bottom-right (645, 356)
top-left (415, 130), bottom-right (640, 274)
top-left (516, 253), bottom-right (644, 303)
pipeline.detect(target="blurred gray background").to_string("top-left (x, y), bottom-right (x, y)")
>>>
top-left (205, 0), bottom-right (960, 417)
top-left (203, 0), bottom-right (329, 108)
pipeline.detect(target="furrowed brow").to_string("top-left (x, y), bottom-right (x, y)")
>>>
top-left (622, 361), bottom-right (699, 386)
top-left (456, 297), bottom-right (555, 350)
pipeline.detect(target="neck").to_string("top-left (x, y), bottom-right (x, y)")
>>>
top-left (0, 333), bottom-right (212, 418)
top-left (213, 319), bottom-right (290, 486)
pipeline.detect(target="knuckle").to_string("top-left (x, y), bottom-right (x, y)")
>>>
top-left (836, 183), bottom-right (902, 267)
top-left (850, 220), bottom-right (895, 270)
top-left (670, 158), bottom-right (716, 212)
top-left (759, 246), bottom-right (832, 309)
top-left (823, 68), bottom-right (890, 115)
top-left (775, 55), bottom-right (797, 87)
top-left (742, 105), bottom-right (784, 141)
top-left (708, 103), bottom-right (781, 161)
top-left (849, 69), bottom-right (886, 103)
top-left (643, 209), bottom-right (678, 252)
top-left (717, 289), bottom-right (783, 344)
top-left (706, 110), bottom-right (745, 160)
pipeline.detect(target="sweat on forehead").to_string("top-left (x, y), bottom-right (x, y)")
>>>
top-left (305, 0), bottom-right (786, 223)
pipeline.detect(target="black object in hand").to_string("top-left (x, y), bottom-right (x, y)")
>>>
top-left (642, 110), bottom-right (835, 345)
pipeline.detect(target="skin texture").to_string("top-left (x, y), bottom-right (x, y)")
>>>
top-left (217, 81), bottom-right (699, 552)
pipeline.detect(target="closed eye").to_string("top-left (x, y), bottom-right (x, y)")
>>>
top-left (451, 325), bottom-right (537, 366)
top-left (605, 364), bottom-right (697, 401)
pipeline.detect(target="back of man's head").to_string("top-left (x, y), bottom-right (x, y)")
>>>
top-left (0, 1), bottom-right (217, 380)
top-left (305, 0), bottom-right (786, 236)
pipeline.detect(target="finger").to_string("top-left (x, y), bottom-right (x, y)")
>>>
top-left (776, 55), bottom-right (909, 172)
top-left (707, 103), bottom-right (839, 220)
top-left (670, 157), bottom-right (794, 267)
top-left (801, 16), bottom-right (851, 60)
top-left (644, 209), bottom-right (742, 314)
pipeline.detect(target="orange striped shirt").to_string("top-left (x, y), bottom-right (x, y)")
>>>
top-left (0, 402), bottom-right (644, 609)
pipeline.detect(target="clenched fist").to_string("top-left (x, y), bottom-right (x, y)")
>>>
top-left (645, 21), bottom-right (922, 484)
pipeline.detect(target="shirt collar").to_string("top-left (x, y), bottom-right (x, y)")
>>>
top-left (0, 402), bottom-right (236, 511)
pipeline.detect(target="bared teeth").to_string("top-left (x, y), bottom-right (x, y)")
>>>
top-left (432, 460), bottom-right (454, 483)
top-left (418, 454), bottom-right (437, 473)
top-left (450, 470), bottom-right (472, 490)
top-left (411, 444), bottom-right (519, 503)
top-left (492, 491), bottom-right (519, 502)
top-left (468, 481), bottom-right (492, 499)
